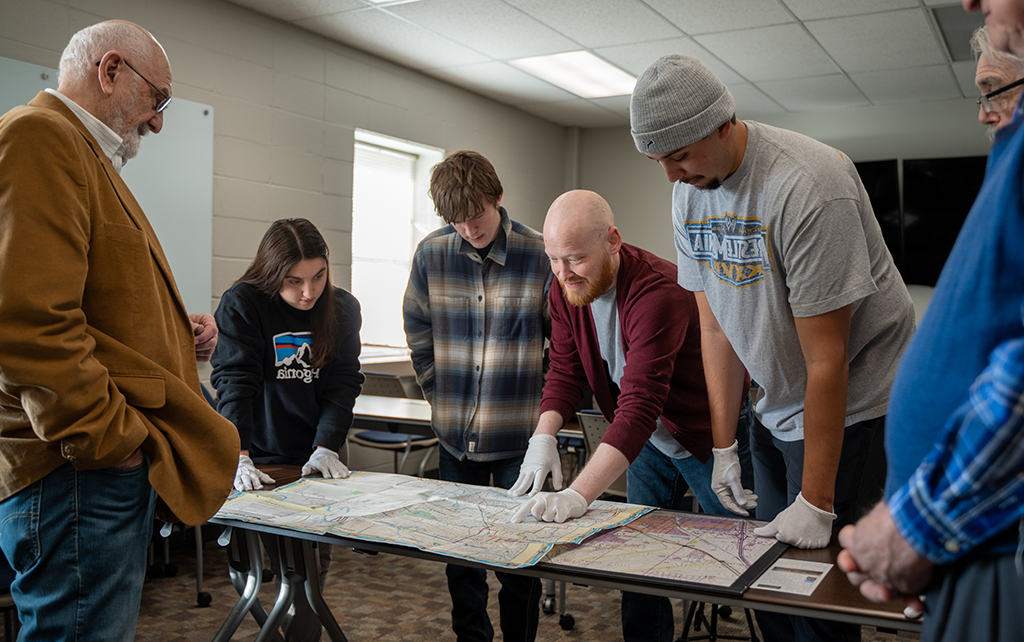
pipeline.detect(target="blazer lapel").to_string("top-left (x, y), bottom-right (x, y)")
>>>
top-left (32, 92), bottom-right (191, 320)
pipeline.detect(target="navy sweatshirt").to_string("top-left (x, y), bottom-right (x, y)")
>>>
top-left (211, 282), bottom-right (364, 465)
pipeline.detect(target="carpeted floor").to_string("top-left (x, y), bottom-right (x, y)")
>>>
top-left (122, 528), bottom-right (920, 642)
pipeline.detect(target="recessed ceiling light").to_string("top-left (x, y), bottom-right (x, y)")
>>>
top-left (365, 0), bottom-right (423, 6)
top-left (509, 51), bottom-right (636, 99)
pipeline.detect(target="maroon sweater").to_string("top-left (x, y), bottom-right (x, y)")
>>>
top-left (540, 243), bottom-right (724, 463)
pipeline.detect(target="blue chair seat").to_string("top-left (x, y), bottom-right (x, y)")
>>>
top-left (351, 430), bottom-right (434, 445)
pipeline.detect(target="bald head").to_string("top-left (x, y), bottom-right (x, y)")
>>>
top-left (544, 190), bottom-right (622, 306)
top-left (544, 190), bottom-right (616, 248)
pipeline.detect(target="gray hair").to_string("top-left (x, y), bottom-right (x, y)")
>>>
top-left (970, 26), bottom-right (1024, 77)
top-left (58, 21), bottom-right (152, 86)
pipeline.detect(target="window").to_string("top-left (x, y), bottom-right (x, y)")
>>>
top-left (351, 130), bottom-right (443, 349)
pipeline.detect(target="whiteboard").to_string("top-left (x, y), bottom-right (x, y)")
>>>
top-left (0, 56), bottom-right (214, 314)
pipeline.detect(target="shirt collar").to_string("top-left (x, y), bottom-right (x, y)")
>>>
top-left (44, 88), bottom-right (127, 173)
top-left (458, 207), bottom-right (511, 266)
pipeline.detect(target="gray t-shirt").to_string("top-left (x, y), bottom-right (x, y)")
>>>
top-left (591, 285), bottom-right (691, 458)
top-left (673, 121), bottom-right (915, 441)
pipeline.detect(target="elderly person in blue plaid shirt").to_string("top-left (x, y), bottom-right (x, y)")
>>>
top-left (403, 149), bottom-right (552, 642)
top-left (838, 1), bottom-right (1024, 640)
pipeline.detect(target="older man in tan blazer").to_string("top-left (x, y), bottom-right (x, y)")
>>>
top-left (0, 20), bottom-right (238, 640)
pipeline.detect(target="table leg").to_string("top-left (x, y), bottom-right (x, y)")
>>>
top-left (298, 540), bottom-right (348, 642)
top-left (214, 529), bottom-right (281, 642)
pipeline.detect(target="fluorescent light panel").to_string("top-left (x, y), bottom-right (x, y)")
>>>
top-left (509, 51), bottom-right (636, 99)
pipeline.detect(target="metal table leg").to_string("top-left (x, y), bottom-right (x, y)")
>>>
top-left (213, 528), bottom-right (281, 642)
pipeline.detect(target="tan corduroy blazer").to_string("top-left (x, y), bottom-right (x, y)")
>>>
top-left (0, 92), bottom-right (239, 525)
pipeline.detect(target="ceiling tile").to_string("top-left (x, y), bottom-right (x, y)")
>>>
top-left (588, 94), bottom-right (632, 119)
top-left (952, 59), bottom-right (980, 97)
top-left (426, 62), bottom-right (578, 105)
top-left (516, 99), bottom-right (629, 127)
top-left (781, 0), bottom-right (917, 21)
top-left (503, 0), bottom-right (680, 48)
top-left (643, 0), bottom-right (795, 35)
top-left (696, 24), bottom-right (838, 81)
top-left (226, 0), bottom-right (365, 22)
top-left (727, 83), bottom-right (786, 116)
top-left (386, 0), bottom-right (578, 60)
top-left (756, 74), bottom-right (870, 111)
top-left (296, 8), bottom-right (490, 70)
top-left (850, 65), bottom-right (960, 104)
top-left (806, 9), bottom-right (946, 73)
top-left (594, 38), bottom-right (744, 83)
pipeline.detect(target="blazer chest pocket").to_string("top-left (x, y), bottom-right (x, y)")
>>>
top-left (83, 223), bottom-right (158, 339)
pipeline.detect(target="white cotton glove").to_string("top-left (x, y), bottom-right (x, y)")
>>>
top-left (510, 488), bottom-right (588, 524)
top-left (507, 434), bottom-right (563, 497)
top-left (753, 492), bottom-right (837, 549)
top-left (711, 440), bottom-right (758, 516)
top-left (301, 448), bottom-right (350, 479)
top-left (234, 454), bottom-right (275, 492)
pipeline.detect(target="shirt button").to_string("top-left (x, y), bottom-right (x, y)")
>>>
top-left (62, 443), bottom-right (76, 458)
top-left (944, 540), bottom-right (960, 554)
top-left (478, 331), bottom-right (483, 337)
top-left (476, 365), bottom-right (480, 371)
top-left (478, 295), bottom-right (483, 301)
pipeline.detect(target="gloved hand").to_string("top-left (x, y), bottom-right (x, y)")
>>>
top-left (301, 448), bottom-right (350, 479)
top-left (711, 440), bottom-right (758, 516)
top-left (510, 488), bottom-right (588, 524)
top-left (753, 492), bottom-right (837, 549)
top-left (507, 434), bottom-right (562, 497)
top-left (234, 454), bottom-right (275, 491)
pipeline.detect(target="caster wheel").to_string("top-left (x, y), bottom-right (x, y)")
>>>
top-left (719, 605), bottom-right (733, 620)
top-left (163, 563), bottom-right (178, 578)
top-left (147, 565), bottom-right (164, 579)
top-left (261, 568), bottom-right (275, 583)
top-left (559, 614), bottom-right (575, 630)
top-left (542, 597), bottom-right (555, 615)
top-left (197, 591), bottom-right (212, 608)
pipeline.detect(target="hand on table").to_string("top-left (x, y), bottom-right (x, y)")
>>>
top-left (235, 454), bottom-right (275, 491)
top-left (753, 492), bottom-right (835, 549)
top-left (510, 488), bottom-right (588, 523)
top-left (711, 440), bottom-right (758, 516)
top-left (190, 313), bottom-right (218, 362)
top-left (302, 447), bottom-right (350, 479)
top-left (836, 502), bottom-right (933, 612)
top-left (508, 434), bottom-right (562, 497)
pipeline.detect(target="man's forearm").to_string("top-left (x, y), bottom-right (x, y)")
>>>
top-left (701, 329), bottom-right (747, 448)
top-left (695, 293), bottom-right (747, 449)
top-left (569, 443), bottom-right (630, 504)
top-left (533, 409), bottom-right (565, 437)
top-left (801, 359), bottom-right (849, 510)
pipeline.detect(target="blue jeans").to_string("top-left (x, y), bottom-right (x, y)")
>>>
top-left (438, 447), bottom-right (541, 642)
top-left (621, 398), bottom-right (754, 642)
top-left (0, 460), bottom-right (157, 642)
top-left (750, 415), bottom-right (886, 642)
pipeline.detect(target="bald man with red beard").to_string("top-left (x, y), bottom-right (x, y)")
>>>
top-left (508, 189), bottom-right (754, 642)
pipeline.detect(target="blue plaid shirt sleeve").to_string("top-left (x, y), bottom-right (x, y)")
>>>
top-left (889, 314), bottom-right (1024, 564)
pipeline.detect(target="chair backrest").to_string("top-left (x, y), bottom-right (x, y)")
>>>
top-left (360, 371), bottom-right (408, 398)
top-left (576, 410), bottom-right (627, 497)
top-left (577, 409), bottom-right (608, 454)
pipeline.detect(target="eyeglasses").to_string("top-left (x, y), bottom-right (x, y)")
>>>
top-left (977, 77), bottom-right (1024, 112)
top-left (95, 59), bottom-right (172, 113)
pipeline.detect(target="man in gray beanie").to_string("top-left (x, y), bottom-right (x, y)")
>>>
top-left (630, 55), bottom-right (916, 642)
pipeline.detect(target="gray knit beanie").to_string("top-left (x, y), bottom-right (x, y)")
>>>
top-left (630, 55), bottom-right (735, 155)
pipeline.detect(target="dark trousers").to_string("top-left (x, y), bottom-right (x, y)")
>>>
top-left (921, 549), bottom-right (1024, 642)
top-left (751, 415), bottom-right (886, 642)
top-left (438, 447), bottom-right (542, 642)
top-left (621, 393), bottom-right (754, 642)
